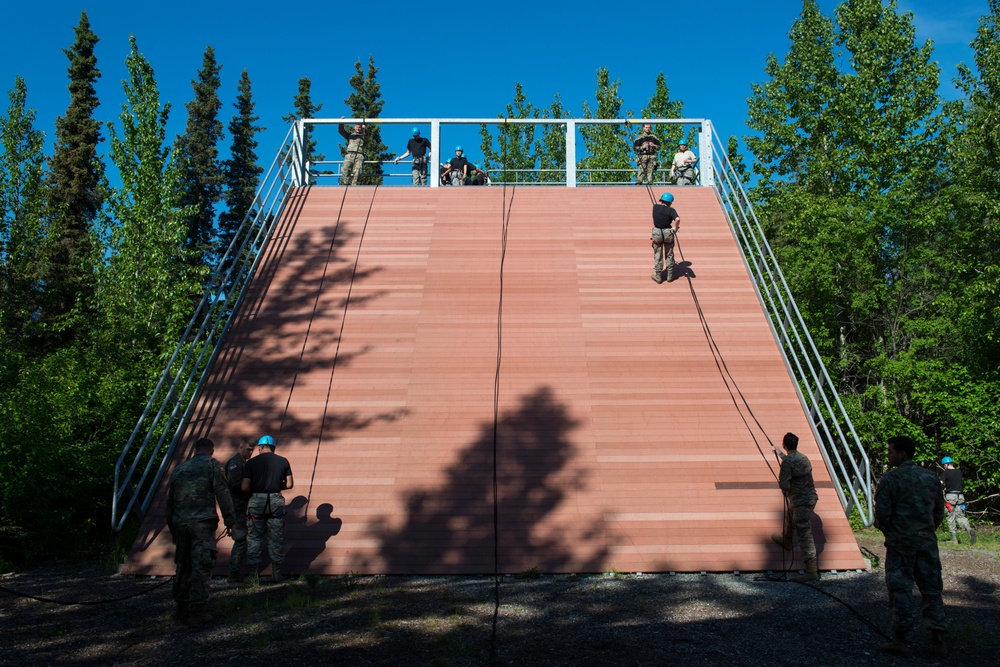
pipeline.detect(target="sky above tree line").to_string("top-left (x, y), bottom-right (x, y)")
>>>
top-left (0, 0), bottom-right (987, 183)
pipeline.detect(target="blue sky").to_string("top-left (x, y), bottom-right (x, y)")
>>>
top-left (0, 0), bottom-right (988, 178)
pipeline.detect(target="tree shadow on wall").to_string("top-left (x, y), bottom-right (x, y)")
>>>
top-left (365, 386), bottom-right (609, 574)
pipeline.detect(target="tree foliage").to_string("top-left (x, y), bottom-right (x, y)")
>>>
top-left (343, 56), bottom-right (390, 185)
top-left (579, 68), bottom-right (632, 184)
top-left (282, 77), bottom-right (324, 179)
top-left (175, 45), bottom-right (224, 265)
top-left (220, 69), bottom-right (264, 255)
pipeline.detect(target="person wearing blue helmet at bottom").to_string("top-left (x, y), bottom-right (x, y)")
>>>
top-left (650, 192), bottom-right (680, 284)
top-left (940, 456), bottom-right (976, 545)
top-left (241, 435), bottom-right (294, 582)
top-left (394, 127), bottom-right (432, 186)
top-left (448, 146), bottom-right (470, 186)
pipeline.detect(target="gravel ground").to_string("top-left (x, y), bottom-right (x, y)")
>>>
top-left (2, 533), bottom-right (997, 666)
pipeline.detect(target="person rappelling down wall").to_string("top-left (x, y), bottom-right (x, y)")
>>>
top-left (771, 432), bottom-right (820, 582)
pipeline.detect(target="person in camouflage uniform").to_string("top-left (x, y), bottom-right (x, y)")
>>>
top-left (770, 432), bottom-right (820, 582)
top-left (165, 437), bottom-right (236, 626)
top-left (339, 121), bottom-right (367, 185)
top-left (940, 456), bottom-right (976, 545)
top-left (224, 437), bottom-right (255, 582)
top-left (875, 435), bottom-right (948, 658)
top-left (633, 124), bottom-right (662, 185)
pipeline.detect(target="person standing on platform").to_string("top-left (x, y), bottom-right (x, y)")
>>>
top-left (940, 456), bottom-right (976, 545)
top-left (394, 128), bottom-right (432, 186)
top-left (875, 435), bottom-right (948, 658)
top-left (633, 123), bottom-right (661, 185)
top-left (165, 437), bottom-right (236, 626)
top-left (650, 192), bottom-right (680, 284)
top-left (339, 119), bottom-right (367, 185)
top-left (671, 140), bottom-right (698, 185)
top-left (770, 432), bottom-right (820, 582)
top-left (242, 435), bottom-right (294, 582)
top-left (225, 437), bottom-right (255, 582)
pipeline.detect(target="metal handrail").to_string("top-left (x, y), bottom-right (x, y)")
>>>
top-left (707, 127), bottom-right (873, 525)
top-left (111, 124), bottom-right (305, 530)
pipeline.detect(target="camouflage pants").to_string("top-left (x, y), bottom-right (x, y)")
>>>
top-left (247, 493), bottom-right (285, 568)
top-left (885, 545), bottom-right (946, 633)
top-left (450, 171), bottom-right (465, 186)
top-left (173, 520), bottom-right (218, 605)
top-left (412, 158), bottom-right (428, 186)
top-left (782, 500), bottom-right (817, 562)
top-left (228, 500), bottom-right (248, 574)
top-left (944, 492), bottom-right (973, 539)
top-left (342, 152), bottom-right (363, 185)
top-left (636, 155), bottom-right (657, 184)
top-left (652, 227), bottom-right (676, 274)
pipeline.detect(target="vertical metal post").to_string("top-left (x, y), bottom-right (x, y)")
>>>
top-left (293, 120), bottom-right (306, 187)
top-left (431, 120), bottom-right (441, 188)
top-left (700, 120), bottom-right (714, 187)
top-left (566, 120), bottom-right (577, 188)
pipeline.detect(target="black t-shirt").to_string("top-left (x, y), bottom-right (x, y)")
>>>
top-left (407, 137), bottom-right (431, 158)
top-left (652, 203), bottom-right (678, 229)
top-left (243, 451), bottom-right (292, 494)
top-left (942, 468), bottom-right (963, 494)
top-left (449, 157), bottom-right (470, 173)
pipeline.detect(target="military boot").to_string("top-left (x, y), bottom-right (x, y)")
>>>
top-left (665, 269), bottom-right (675, 283)
top-left (930, 630), bottom-right (948, 658)
top-left (186, 604), bottom-right (213, 628)
top-left (969, 528), bottom-right (977, 545)
top-left (651, 272), bottom-right (663, 284)
top-left (792, 559), bottom-right (819, 582)
top-left (879, 631), bottom-right (909, 656)
top-left (174, 601), bottom-right (190, 623)
top-left (771, 533), bottom-right (792, 551)
top-left (272, 566), bottom-right (286, 583)
top-left (227, 570), bottom-right (244, 584)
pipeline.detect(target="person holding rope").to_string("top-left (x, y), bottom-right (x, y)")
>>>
top-left (165, 437), bottom-right (236, 626)
top-left (339, 119), bottom-right (367, 185)
top-left (650, 192), bottom-right (680, 284)
top-left (394, 127), bottom-right (432, 186)
top-left (770, 432), bottom-right (819, 582)
top-left (633, 123), bottom-right (661, 185)
top-left (241, 435), bottom-right (294, 582)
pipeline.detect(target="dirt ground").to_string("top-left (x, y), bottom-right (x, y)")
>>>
top-left (2, 532), bottom-right (997, 666)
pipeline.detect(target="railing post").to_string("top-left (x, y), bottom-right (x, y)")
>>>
top-left (566, 120), bottom-right (577, 188)
top-left (430, 120), bottom-right (441, 188)
top-left (700, 120), bottom-right (714, 187)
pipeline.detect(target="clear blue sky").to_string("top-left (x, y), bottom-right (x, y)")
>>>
top-left (0, 0), bottom-right (987, 176)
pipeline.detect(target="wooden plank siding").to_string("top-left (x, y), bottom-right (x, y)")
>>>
top-left (125, 185), bottom-right (865, 576)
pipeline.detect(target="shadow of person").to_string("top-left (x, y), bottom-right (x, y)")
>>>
top-left (675, 260), bottom-right (695, 280)
top-left (811, 511), bottom-right (827, 558)
top-left (288, 502), bottom-right (342, 574)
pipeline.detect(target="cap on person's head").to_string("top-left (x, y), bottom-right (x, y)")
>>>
top-left (659, 192), bottom-right (674, 203)
top-left (412, 127), bottom-right (420, 136)
top-left (941, 456), bottom-right (953, 465)
top-left (257, 435), bottom-right (275, 447)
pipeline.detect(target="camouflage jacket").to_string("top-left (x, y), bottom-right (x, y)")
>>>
top-left (875, 460), bottom-right (945, 551)
top-left (165, 453), bottom-right (236, 527)
top-left (225, 452), bottom-right (250, 504)
top-left (778, 450), bottom-right (818, 507)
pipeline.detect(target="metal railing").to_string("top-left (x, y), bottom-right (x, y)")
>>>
top-left (708, 132), bottom-right (873, 525)
top-left (111, 124), bottom-right (306, 530)
top-left (112, 116), bottom-right (871, 528)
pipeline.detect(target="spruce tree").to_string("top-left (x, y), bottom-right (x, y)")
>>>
top-left (283, 77), bottom-right (324, 181)
top-left (220, 69), bottom-right (264, 255)
top-left (343, 57), bottom-right (390, 185)
top-left (43, 11), bottom-right (102, 341)
top-left (176, 45), bottom-right (224, 264)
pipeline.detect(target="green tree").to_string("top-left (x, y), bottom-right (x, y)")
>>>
top-left (579, 68), bottom-right (632, 184)
top-left (43, 11), bottom-right (102, 343)
top-left (479, 83), bottom-right (539, 183)
top-left (538, 94), bottom-right (567, 184)
top-left (343, 56), bottom-right (390, 185)
top-left (283, 76), bottom-right (324, 180)
top-left (219, 69), bottom-right (264, 255)
top-left (176, 45), bottom-right (224, 264)
top-left (0, 76), bottom-right (47, 352)
top-left (639, 72), bottom-right (685, 172)
top-left (101, 36), bottom-right (202, 359)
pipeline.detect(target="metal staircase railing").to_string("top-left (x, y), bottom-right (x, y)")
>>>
top-left (707, 128), bottom-right (873, 525)
top-left (111, 124), bottom-right (306, 530)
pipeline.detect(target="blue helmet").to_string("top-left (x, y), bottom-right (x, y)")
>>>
top-left (679, 140), bottom-right (689, 146)
top-left (412, 127), bottom-right (420, 136)
top-left (660, 192), bottom-right (674, 203)
top-left (941, 456), bottom-right (953, 465)
top-left (455, 145), bottom-right (463, 152)
top-left (258, 435), bottom-right (275, 447)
